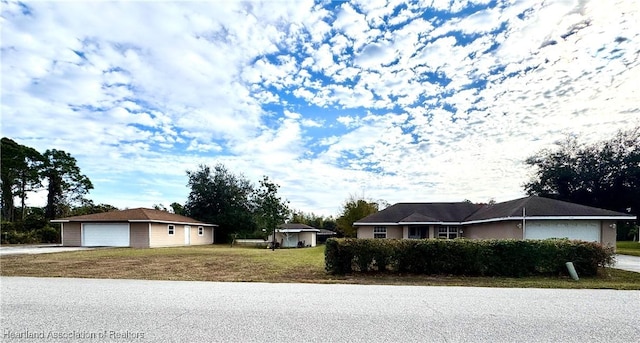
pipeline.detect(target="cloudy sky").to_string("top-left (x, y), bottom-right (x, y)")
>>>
top-left (2, 0), bottom-right (638, 216)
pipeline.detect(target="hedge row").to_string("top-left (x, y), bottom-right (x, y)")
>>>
top-left (324, 238), bottom-right (614, 277)
top-left (0, 227), bottom-right (60, 244)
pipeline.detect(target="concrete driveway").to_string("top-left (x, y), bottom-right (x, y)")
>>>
top-left (0, 244), bottom-right (94, 256)
top-left (613, 254), bottom-right (640, 273)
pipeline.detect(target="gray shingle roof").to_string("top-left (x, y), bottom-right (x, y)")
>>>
top-left (355, 202), bottom-right (482, 224)
top-left (355, 196), bottom-right (635, 225)
top-left (466, 196), bottom-right (632, 221)
top-left (279, 223), bottom-right (316, 230)
top-left (51, 208), bottom-right (216, 226)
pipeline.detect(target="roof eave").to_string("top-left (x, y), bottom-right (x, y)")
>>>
top-left (353, 222), bottom-right (401, 226)
top-left (128, 219), bottom-right (217, 226)
top-left (356, 216), bottom-right (636, 227)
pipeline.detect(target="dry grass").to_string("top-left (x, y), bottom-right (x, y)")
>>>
top-left (1, 245), bottom-right (639, 289)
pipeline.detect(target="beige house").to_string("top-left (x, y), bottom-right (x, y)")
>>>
top-left (268, 223), bottom-right (319, 248)
top-left (355, 196), bottom-right (636, 247)
top-left (51, 208), bottom-right (216, 248)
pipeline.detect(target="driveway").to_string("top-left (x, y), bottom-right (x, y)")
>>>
top-left (0, 244), bottom-right (93, 256)
top-left (614, 254), bottom-right (640, 273)
top-left (2, 277), bottom-right (639, 342)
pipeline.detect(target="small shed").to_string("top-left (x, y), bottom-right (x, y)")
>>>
top-left (268, 223), bottom-right (320, 248)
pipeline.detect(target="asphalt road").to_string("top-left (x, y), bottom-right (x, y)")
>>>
top-left (1, 277), bottom-right (639, 342)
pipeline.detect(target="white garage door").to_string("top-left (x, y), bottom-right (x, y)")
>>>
top-left (83, 223), bottom-right (130, 247)
top-left (525, 221), bottom-right (600, 242)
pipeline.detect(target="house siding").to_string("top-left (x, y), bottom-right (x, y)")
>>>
top-left (463, 221), bottom-right (523, 240)
top-left (149, 223), bottom-right (185, 247)
top-left (189, 226), bottom-right (214, 245)
top-left (298, 232), bottom-right (316, 247)
top-left (62, 222), bottom-right (81, 246)
top-left (357, 226), bottom-right (402, 239)
top-left (130, 222), bottom-right (150, 248)
top-left (601, 220), bottom-right (616, 248)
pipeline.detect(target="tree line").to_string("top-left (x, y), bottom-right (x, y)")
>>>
top-left (0, 136), bottom-right (373, 244)
top-left (1, 137), bottom-right (95, 242)
top-left (524, 127), bottom-right (639, 240)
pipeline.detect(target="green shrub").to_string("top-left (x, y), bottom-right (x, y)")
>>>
top-left (324, 238), bottom-right (614, 277)
top-left (36, 226), bottom-right (60, 243)
top-left (1, 230), bottom-right (39, 244)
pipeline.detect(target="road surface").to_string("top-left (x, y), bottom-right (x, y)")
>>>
top-left (614, 254), bottom-right (640, 273)
top-left (1, 277), bottom-right (639, 342)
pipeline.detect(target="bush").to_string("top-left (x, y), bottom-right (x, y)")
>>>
top-left (324, 238), bottom-right (614, 277)
top-left (1, 230), bottom-right (39, 244)
top-left (36, 226), bottom-right (60, 243)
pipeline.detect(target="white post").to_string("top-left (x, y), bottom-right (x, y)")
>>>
top-left (522, 207), bottom-right (526, 239)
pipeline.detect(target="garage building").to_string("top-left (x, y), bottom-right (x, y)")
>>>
top-left (52, 208), bottom-right (216, 248)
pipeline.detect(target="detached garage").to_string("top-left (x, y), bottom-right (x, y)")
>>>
top-left (51, 208), bottom-right (217, 248)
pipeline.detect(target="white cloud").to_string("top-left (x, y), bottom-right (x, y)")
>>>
top-left (2, 0), bottom-right (638, 216)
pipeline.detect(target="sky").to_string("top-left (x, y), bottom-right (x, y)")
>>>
top-left (1, 0), bottom-right (639, 217)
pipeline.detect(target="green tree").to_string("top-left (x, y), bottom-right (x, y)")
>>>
top-left (184, 164), bottom-right (256, 243)
top-left (336, 195), bottom-right (381, 237)
top-left (1, 138), bottom-right (45, 221)
top-left (43, 149), bottom-right (93, 220)
top-left (170, 202), bottom-right (185, 215)
top-left (524, 127), bottom-right (640, 239)
top-left (290, 210), bottom-right (337, 231)
top-left (253, 176), bottom-right (290, 246)
top-left (69, 199), bottom-right (118, 216)
top-left (153, 203), bottom-right (168, 211)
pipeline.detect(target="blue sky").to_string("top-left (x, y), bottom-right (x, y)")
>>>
top-left (2, 0), bottom-right (638, 216)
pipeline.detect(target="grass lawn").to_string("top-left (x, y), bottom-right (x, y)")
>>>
top-left (617, 241), bottom-right (640, 257)
top-left (1, 244), bottom-right (639, 289)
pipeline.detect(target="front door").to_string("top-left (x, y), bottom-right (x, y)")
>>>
top-left (184, 225), bottom-right (191, 245)
top-left (409, 226), bottom-right (429, 239)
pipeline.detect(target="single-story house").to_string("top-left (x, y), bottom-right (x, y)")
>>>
top-left (354, 196), bottom-right (636, 247)
top-left (268, 223), bottom-right (320, 248)
top-left (51, 208), bottom-right (216, 248)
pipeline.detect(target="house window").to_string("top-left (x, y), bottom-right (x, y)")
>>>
top-left (373, 226), bottom-right (387, 239)
top-left (168, 225), bottom-right (175, 236)
top-left (198, 226), bottom-right (204, 236)
top-left (437, 226), bottom-right (459, 239)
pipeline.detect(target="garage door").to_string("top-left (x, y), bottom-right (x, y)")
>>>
top-left (525, 221), bottom-right (600, 242)
top-left (83, 223), bottom-right (130, 247)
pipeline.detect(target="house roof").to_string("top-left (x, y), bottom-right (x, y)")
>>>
top-left (317, 228), bottom-right (337, 236)
top-left (277, 223), bottom-right (320, 232)
top-left (355, 202), bottom-right (482, 224)
top-left (465, 196), bottom-right (632, 222)
top-left (354, 196), bottom-right (636, 226)
top-left (51, 208), bottom-right (217, 226)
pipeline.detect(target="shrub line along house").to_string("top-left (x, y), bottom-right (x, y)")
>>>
top-left (51, 208), bottom-right (216, 248)
top-left (354, 196), bottom-right (636, 247)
